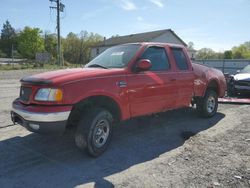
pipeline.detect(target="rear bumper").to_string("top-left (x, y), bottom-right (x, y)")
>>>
top-left (11, 99), bottom-right (72, 134)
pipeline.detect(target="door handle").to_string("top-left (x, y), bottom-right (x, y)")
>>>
top-left (170, 78), bottom-right (176, 81)
top-left (117, 81), bottom-right (127, 87)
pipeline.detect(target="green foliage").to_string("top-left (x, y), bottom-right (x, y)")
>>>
top-left (1, 20), bottom-right (16, 40)
top-left (224, 50), bottom-right (233, 59)
top-left (0, 20), bottom-right (103, 62)
top-left (196, 48), bottom-right (217, 59)
top-left (232, 42), bottom-right (250, 59)
top-left (17, 27), bottom-right (45, 59)
top-left (1, 20), bottom-right (249, 63)
top-left (0, 49), bottom-right (7, 58)
top-left (216, 52), bottom-right (224, 59)
top-left (44, 32), bottom-right (57, 58)
top-left (62, 31), bottom-right (103, 64)
top-left (0, 60), bottom-right (82, 70)
top-left (62, 32), bottom-right (80, 64)
top-left (0, 20), bottom-right (17, 57)
top-left (196, 48), bottom-right (232, 60)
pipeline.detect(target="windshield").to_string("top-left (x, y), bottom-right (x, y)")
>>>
top-left (86, 44), bottom-right (141, 69)
top-left (240, 65), bottom-right (250, 73)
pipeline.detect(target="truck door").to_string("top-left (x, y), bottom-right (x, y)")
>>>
top-left (127, 46), bottom-right (177, 117)
top-left (171, 47), bottom-right (194, 107)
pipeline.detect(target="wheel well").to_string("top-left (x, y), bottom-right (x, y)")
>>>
top-left (207, 80), bottom-right (219, 94)
top-left (193, 80), bottom-right (219, 104)
top-left (66, 96), bottom-right (121, 128)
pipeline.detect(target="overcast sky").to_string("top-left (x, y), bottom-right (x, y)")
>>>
top-left (0, 0), bottom-right (249, 51)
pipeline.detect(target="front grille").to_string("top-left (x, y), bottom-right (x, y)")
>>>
top-left (235, 81), bottom-right (250, 86)
top-left (20, 86), bottom-right (32, 102)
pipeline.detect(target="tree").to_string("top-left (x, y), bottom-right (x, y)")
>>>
top-left (187, 42), bottom-right (194, 50)
top-left (1, 20), bottom-right (16, 40)
top-left (62, 31), bottom-right (103, 64)
top-left (196, 48), bottom-right (217, 59)
top-left (79, 31), bottom-right (103, 64)
top-left (0, 20), bottom-right (17, 57)
top-left (232, 42), bottom-right (250, 59)
top-left (44, 32), bottom-right (57, 58)
top-left (17, 27), bottom-right (45, 59)
top-left (224, 50), bottom-right (233, 59)
top-left (62, 32), bottom-right (81, 64)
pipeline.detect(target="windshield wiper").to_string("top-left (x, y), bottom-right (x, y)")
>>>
top-left (87, 64), bottom-right (108, 69)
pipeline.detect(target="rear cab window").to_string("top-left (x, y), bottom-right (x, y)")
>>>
top-left (140, 46), bottom-right (170, 71)
top-left (172, 48), bottom-right (189, 71)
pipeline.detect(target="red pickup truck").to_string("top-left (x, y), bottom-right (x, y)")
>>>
top-left (11, 43), bottom-right (226, 156)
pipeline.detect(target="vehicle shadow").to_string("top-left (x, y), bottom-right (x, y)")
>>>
top-left (0, 108), bottom-right (225, 188)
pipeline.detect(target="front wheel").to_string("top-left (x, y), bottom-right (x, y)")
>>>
top-left (196, 90), bottom-right (218, 118)
top-left (75, 107), bottom-right (114, 157)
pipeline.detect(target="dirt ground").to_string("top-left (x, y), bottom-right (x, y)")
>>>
top-left (0, 70), bottom-right (249, 188)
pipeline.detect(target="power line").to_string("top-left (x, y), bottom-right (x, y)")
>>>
top-left (49, 0), bottom-right (65, 66)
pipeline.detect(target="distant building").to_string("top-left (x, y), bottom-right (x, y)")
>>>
top-left (187, 49), bottom-right (197, 59)
top-left (91, 29), bottom-right (196, 59)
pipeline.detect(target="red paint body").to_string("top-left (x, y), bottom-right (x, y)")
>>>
top-left (14, 43), bottom-right (226, 122)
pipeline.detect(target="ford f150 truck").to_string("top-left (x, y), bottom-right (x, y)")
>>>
top-left (11, 43), bottom-right (226, 157)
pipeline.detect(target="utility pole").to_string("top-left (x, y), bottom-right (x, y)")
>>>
top-left (11, 44), bottom-right (14, 68)
top-left (11, 44), bottom-right (14, 63)
top-left (49, 0), bottom-right (65, 66)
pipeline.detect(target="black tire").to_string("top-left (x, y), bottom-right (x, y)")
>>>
top-left (196, 90), bottom-right (218, 118)
top-left (227, 85), bottom-right (236, 97)
top-left (227, 89), bottom-right (235, 97)
top-left (74, 107), bottom-right (114, 157)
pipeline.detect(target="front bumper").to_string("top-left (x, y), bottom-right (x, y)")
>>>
top-left (234, 85), bottom-right (250, 93)
top-left (11, 99), bottom-right (72, 134)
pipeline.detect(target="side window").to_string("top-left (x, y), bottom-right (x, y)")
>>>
top-left (140, 47), bottom-right (170, 71)
top-left (172, 48), bottom-right (189, 70)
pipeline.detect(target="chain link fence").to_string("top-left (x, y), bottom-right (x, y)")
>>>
top-left (194, 59), bottom-right (250, 74)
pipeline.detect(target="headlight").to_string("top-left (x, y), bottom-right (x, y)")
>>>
top-left (35, 88), bottom-right (63, 102)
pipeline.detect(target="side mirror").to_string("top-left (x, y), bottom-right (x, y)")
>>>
top-left (236, 70), bottom-right (240, 74)
top-left (136, 59), bottom-right (152, 72)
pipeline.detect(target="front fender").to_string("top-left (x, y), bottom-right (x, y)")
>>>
top-left (60, 71), bottom-right (131, 120)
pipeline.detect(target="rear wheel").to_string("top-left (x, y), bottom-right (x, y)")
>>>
top-left (197, 90), bottom-right (218, 118)
top-left (74, 107), bottom-right (114, 157)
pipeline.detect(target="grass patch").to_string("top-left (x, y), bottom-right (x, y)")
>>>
top-left (0, 61), bottom-right (83, 71)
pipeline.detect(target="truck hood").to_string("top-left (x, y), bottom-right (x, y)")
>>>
top-left (233, 73), bottom-right (250, 81)
top-left (21, 68), bottom-right (126, 85)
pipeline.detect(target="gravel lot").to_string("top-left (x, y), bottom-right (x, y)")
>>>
top-left (0, 70), bottom-right (249, 188)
